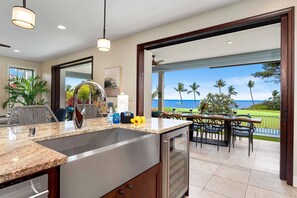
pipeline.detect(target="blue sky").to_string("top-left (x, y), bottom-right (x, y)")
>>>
top-left (65, 77), bottom-right (87, 89)
top-left (152, 64), bottom-right (280, 100)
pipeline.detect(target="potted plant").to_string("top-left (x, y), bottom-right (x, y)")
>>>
top-left (104, 77), bottom-right (119, 96)
top-left (2, 75), bottom-right (49, 109)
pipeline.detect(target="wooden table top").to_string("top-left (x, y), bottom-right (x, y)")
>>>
top-left (162, 113), bottom-right (262, 124)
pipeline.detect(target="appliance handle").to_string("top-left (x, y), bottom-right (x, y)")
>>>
top-left (163, 140), bottom-right (170, 198)
top-left (29, 179), bottom-right (49, 198)
top-left (28, 190), bottom-right (49, 198)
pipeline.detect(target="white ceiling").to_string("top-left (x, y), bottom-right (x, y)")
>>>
top-left (0, 0), bottom-right (243, 62)
top-left (151, 23), bottom-right (280, 65)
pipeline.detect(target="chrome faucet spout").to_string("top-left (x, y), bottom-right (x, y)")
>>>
top-left (73, 81), bottom-right (106, 128)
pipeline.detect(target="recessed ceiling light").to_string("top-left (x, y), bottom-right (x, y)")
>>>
top-left (13, 49), bottom-right (20, 53)
top-left (57, 25), bottom-right (66, 30)
top-left (227, 41), bottom-right (234, 45)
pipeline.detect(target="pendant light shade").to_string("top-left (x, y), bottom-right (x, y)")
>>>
top-left (12, 0), bottom-right (35, 29)
top-left (97, 38), bottom-right (110, 51)
top-left (97, 0), bottom-right (110, 51)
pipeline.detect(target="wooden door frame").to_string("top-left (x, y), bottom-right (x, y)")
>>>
top-left (51, 56), bottom-right (94, 112)
top-left (136, 7), bottom-right (294, 185)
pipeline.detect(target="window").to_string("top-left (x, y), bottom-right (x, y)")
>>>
top-left (9, 67), bottom-right (34, 79)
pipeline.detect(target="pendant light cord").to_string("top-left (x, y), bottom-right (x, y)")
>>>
top-left (103, 0), bottom-right (106, 38)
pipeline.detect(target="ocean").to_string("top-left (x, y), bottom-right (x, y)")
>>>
top-left (152, 99), bottom-right (264, 109)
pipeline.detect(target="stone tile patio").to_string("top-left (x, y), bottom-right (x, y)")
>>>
top-left (188, 138), bottom-right (297, 198)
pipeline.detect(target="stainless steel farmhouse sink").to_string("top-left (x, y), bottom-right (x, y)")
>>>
top-left (37, 128), bottom-right (160, 198)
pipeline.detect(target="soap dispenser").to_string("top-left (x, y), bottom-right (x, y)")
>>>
top-left (107, 107), bottom-right (113, 125)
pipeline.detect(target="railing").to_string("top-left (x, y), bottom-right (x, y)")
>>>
top-left (251, 115), bottom-right (280, 137)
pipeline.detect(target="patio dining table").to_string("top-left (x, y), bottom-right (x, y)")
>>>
top-left (163, 112), bottom-right (262, 147)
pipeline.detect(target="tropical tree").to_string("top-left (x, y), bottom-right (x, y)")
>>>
top-left (198, 93), bottom-right (236, 114)
top-left (187, 82), bottom-right (200, 105)
top-left (214, 79), bottom-right (226, 94)
top-left (227, 85), bottom-right (238, 98)
top-left (269, 90), bottom-right (280, 101)
top-left (252, 62), bottom-right (280, 84)
top-left (247, 80), bottom-right (255, 105)
top-left (174, 82), bottom-right (187, 105)
top-left (152, 86), bottom-right (158, 99)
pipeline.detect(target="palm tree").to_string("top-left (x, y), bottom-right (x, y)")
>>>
top-left (269, 90), bottom-right (280, 101)
top-left (152, 86), bottom-right (158, 99)
top-left (174, 82), bottom-right (187, 105)
top-left (187, 82), bottom-right (200, 105)
top-left (214, 79), bottom-right (226, 94)
top-left (227, 85), bottom-right (238, 98)
top-left (247, 80), bottom-right (255, 105)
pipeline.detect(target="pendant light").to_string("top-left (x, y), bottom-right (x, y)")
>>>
top-left (97, 0), bottom-right (110, 51)
top-left (12, 0), bottom-right (35, 29)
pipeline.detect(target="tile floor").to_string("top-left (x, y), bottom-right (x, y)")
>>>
top-left (187, 137), bottom-right (297, 198)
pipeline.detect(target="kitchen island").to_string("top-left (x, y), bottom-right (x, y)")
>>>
top-left (0, 118), bottom-right (191, 198)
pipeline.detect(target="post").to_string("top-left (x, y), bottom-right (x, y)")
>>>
top-left (158, 71), bottom-right (164, 112)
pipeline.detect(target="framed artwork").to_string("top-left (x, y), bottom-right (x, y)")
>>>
top-left (104, 66), bottom-right (122, 97)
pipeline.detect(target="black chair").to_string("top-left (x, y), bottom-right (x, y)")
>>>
top-left (190, 116), bottom-right (205, 147)
top-left (201, 118), bottom-right (224, 151)
top-left (54, 108), bottom-right (67, 122)
top-left (229, 117), bottom-right (255, 156)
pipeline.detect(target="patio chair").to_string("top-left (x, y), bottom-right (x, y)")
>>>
top-left (54, 108), bottom-right (67, 122)
top-left (170, 113), bottom-right (185, 120)
top-left (201, 118), bottom-right (224, 151)
top-left (7, 105), bottom-right (58, 127)
top-left (229, 117), bottom-right (255, 156)
top-left (76, 104), bottom-right (103, 119)
top-left (191, 116), bottom-right (205, 147)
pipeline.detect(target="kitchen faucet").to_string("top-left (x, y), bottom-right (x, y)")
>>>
top-left (73, 81), bottom-right (106, 128)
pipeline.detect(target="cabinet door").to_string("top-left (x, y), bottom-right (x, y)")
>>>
top-left (101, 182), bottom-right (132, 198)
top-left (133, 164), bottom-right (161, 198)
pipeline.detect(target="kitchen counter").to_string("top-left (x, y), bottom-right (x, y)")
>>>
top-left (0, 118), bottom-right (191, 184)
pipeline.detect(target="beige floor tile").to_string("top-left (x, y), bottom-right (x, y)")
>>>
top-left (230, 148), bottom-right (256, 158)
top-left (255, 153), bottom-right (280, 164)
top-left (197, 189), bottom-right (228, 198)
top-left (204, 150), bottom-right (232, 163)
top-left (190, 159), bottom-right (219, 174)
top-left (246, 185), bottom-right (291, 198)
top-left (248, 170), bottom-right (291, 196)
top-left (214, 165), bottom-right (250, 184)
top-left (190, 147), bottom-right (211, 155)
top-left (189, 169), bottom-right (212, 188)
top-left (222, 155), bottom-right (255, 169)
top-left (252, 159), bottom-right (279, 175)
top-left (258, 140), bottom-right (279, 147)
top-left (257, 144), bottom-right (280, 153)
top-left (205, 176), bottom-right (247, 198)
top-left (291, 186), bottom-right (297, 198)
top-left (254, 149), bottom-right (279, 157)
top-left (200, 144), bottom-right (216, 151)
top-left (189, 185), bottom-right (202, 198)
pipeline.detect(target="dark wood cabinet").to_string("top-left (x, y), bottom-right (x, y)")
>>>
top-left (102, 163), bottom-right (161, 198)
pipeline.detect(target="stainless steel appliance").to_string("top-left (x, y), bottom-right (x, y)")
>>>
top-left (162, 127), bottom-right (189, 198)
top-left (0, 174), bottom-right (48, 198)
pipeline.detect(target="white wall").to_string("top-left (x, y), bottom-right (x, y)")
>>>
top-left (0, 55), bottom-right (41, 116)
top-left (41, 0), bottom-right (297, 182)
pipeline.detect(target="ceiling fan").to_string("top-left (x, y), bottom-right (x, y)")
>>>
top-left (0, 43), bottom-right (11, 48)
top-left (152, 55), bottom-right (164, 67)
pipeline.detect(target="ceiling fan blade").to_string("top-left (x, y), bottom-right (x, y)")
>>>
top-left (156, 60), bottom-right (164, 64)
top-left (0, 44), bottom-right (11, 48)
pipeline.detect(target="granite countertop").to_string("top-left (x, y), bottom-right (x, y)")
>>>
top-left (0, 117), bottom-right (191, 184)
